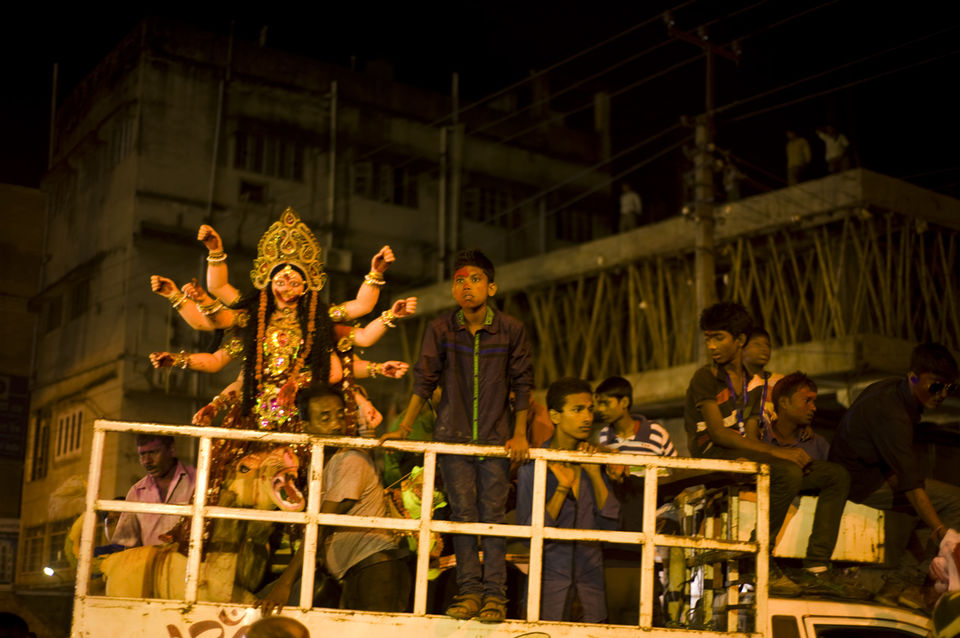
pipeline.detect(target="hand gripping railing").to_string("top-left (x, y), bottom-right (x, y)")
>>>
top-left (75, 419), bottom-right (769, 632)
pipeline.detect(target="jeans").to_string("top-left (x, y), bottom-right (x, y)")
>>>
top-left (858, 478), bottom-right (960, 586)
top-left (437, 454), bottom-right (510, 598)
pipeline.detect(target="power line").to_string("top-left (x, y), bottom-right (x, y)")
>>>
top-left (357, 0), bottom-right (699, 162)
top-left (478, 135), bottom-right (692, 254)
top-left (466, 39), bottom-right (676, 140)
top-left (726, 46), bottom-right (960, 123)
top-left (487, 53), bottom-right (703, 150)
top-left (482, 123), bottom-right (686, 228)
top-left (715, 22), bottom-right (960, 118)
top-left (732, 0), bottom-right (845, 44)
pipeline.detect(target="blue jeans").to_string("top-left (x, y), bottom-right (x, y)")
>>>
top-left (437, 455), bottom-right (510, 598)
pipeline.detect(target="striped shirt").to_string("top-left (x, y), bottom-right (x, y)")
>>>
top-left (598, 417), bottom-right (677, 476)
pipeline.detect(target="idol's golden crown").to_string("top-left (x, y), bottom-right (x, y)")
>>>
top-left (251, 208), bottom-right (327, 292)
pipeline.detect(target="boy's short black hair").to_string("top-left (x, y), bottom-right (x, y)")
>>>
top-left (699, 301), bottom-right (753, 339)
top-left (135, 434), bottom-right (175, 448)
top-left (772, 371), bottom-right (817, 413)
top-left (452, 249), bottom-right (495, 282)
top-left (594, 376), bottom-right (633, 409)
top-left (746, 326), bottom-right (771, 344)
top-left (910, 342), bottom-right (959, 380)
top-left (547, 377), bottom-right (593, 412)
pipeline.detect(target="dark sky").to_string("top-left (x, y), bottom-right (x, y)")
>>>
top-left (4, 1), bottom-right (960, 210)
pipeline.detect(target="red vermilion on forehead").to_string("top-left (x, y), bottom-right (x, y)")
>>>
top-left (454, 266), bottom-right (483, 279)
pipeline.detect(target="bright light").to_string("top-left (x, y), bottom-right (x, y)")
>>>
top-left (42, 566), bottom-right (55, 577)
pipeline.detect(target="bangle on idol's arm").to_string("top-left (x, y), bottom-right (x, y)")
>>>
top-left (363, 270), bottom-right (385, 288)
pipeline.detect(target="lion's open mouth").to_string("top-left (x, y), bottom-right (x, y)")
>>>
top-left (271, 470), bottom-right (305, 511)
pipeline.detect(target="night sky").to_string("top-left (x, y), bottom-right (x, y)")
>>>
top-left (4, 1), bottom-right (960, 216)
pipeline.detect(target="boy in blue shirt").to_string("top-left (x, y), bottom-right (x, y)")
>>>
top-left (517, 377), bottom-right (616, 623)
top-left (384, 249), bottom-right (533, 622)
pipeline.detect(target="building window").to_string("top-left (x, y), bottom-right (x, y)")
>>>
top-left (0, 538), bottom-right (13, 584)
top-left (351, 161), bottom-right (419, 208)
top-left (463, 185), bottom-right (517, 228)
top-left (109, 114), bottom-right (135, 166)
top-left (22, 525), bottom-right (44, 573)
top-left (46, 519), bottom-right (72, 569)
top-left (30, 415), bottom-right (49, 481)
top-left (555, 208), bottom-right (592, 243)
top-left (239, 180), bottom-right (268, 204)
top-left (54, 409), bottom-right (82, 461)
top-left (234, 131), bottom-right (303, 182)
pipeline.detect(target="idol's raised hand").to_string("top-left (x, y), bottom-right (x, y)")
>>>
top-left (197, 224), bottom-right (223, 252)
top-left (371, 245), bottom-right (395, 273)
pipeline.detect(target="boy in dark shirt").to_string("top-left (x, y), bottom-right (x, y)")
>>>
top-left (830, 342), bottom-right (960, 609)
top-left (683, 302), bottom-right (810, 595)
top-left (383, 249), bottom-right (534, 622)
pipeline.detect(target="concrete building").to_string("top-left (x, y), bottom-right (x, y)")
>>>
top-left (15, 16), bottom-right (612, 624)
top-left (0, 184), bottom-right (44, 631)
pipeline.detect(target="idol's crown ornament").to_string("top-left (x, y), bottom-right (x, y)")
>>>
top-left (251, 208), bottom-right (327, 292)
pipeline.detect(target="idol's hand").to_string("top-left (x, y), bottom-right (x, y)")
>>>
top-left (371, 245), bottom-right (395, 273)
top-left (197, 225), bottom-right (223, 252)
top-left (391, 297), bottom-right (418, 319)
top-left (379, 361), bottom-right (410, 379)
top-left (150, 276), bottom-right (177, 298)
top-left (192, 403), bottom-right (217, 426)
top-left (181, 280), bottom-right (211, 303)
top-left (149, 352), bottom-right (175, 368)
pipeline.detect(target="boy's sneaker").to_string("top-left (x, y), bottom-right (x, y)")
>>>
top-left (768, 563), bottom-right (803, 597)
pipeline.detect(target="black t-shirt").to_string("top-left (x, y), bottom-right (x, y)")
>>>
top-left (828, 377), bottom-right (924, 502)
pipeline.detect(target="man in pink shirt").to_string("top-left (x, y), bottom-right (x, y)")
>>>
top-left (112, 434), bottom-right (196, 547)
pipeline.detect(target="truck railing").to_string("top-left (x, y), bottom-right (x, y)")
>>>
top-left (76, 419), bottom-right (770, 634)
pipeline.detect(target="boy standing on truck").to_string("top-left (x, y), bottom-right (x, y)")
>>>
top-left (683, 302), bottom-right (811, 595)
top-left (382, 249), bottom-right (534, 622)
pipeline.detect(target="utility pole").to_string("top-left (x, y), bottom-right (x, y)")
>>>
top-left (450, 72), bottom-right (462, 258)
top-left (666, 16), bottom-right (739, 358)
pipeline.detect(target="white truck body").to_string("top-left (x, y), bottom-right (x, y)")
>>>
top-left (69, 420), bottom-right (932, 637)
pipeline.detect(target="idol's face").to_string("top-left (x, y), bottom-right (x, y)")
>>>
top-left (271, 266), bottom-right (306, 309)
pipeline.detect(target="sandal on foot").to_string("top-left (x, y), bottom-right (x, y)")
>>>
top-left (477, 595), bottom-right (508, 623)
top-left (446, 593), bottom-right (482, 620)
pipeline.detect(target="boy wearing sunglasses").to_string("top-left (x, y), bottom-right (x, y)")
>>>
top-left (830, 342), bottom-right (959, 611)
